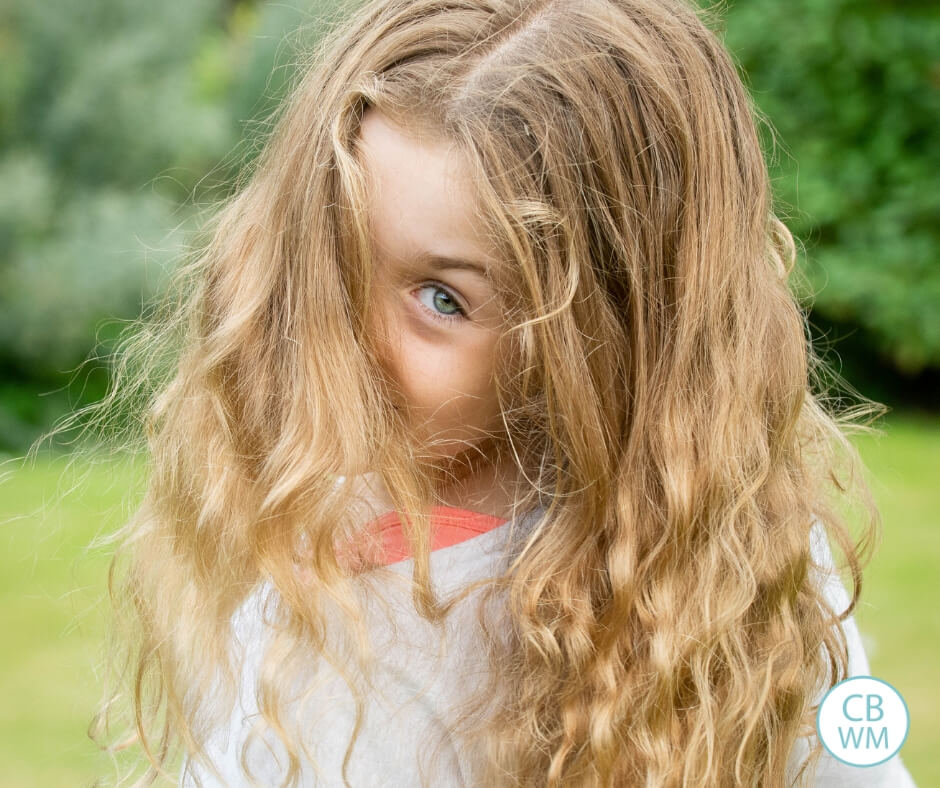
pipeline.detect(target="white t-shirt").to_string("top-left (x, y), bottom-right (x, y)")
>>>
top-left (179, 509), bottom-right (917, 787)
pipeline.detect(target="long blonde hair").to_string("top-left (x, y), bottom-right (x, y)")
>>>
top-left (36, 0), bottom-right (887, 784)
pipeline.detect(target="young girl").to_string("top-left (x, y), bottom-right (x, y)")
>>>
top-left (57, 0), bottom-right (919, 785)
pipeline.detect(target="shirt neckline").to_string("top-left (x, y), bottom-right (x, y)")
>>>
top-left (355, 505), bottom-right (511, 567)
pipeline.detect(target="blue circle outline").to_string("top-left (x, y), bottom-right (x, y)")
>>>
top-left (814, 675), bottom-right (910, 767)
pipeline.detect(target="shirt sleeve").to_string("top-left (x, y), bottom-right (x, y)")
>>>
top-left (178, 585), bottom-right (290, 787)
top-left (178, 578), bottom-right (470, 788)
top-left (784, 518), bottom-right (918, 787)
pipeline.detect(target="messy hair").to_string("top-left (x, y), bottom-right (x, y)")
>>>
top-left (35, 0), bottom-right (886, 785)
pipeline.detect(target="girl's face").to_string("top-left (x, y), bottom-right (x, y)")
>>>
top-left (358, 107), bottom-right (509, 465)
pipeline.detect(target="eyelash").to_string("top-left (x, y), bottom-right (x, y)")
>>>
top-left (413, 282), bottom-right (468, 324)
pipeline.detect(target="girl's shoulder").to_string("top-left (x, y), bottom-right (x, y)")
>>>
top-left (180, 502), bottom-right (545, 787)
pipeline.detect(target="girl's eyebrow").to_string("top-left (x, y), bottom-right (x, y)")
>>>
top-left (418, 252), bottom-right (491, 279)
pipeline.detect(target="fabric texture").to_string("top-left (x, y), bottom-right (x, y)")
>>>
top-left (179, 507), bottom-right (918, 787)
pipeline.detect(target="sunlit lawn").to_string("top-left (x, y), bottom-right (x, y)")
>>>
top-left (1, 412), bottom-right (937, 786)
top-left (847, 412), bottom-right (939, 787)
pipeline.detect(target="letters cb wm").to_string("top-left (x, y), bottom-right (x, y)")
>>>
top-left (816, 675), bottom-right (910, 767)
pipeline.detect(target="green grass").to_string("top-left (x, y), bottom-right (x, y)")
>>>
top-left (0, 451), bottom-right (164, 787)
top-left (0, 413), bottom-right (936, 786)
top-left (845, 412), bottom-right (939, 786)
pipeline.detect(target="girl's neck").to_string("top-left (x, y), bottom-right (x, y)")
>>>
top-left (353, 443), bottom-right (524, 523)
top-left (431, 443), bottom-right (521, 521)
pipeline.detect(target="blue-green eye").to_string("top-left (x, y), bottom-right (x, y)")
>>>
top-left (414, 282), bottom-right (467, 324)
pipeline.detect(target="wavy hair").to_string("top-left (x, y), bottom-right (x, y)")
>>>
top-left (34, 0), bottom-right (888, 785)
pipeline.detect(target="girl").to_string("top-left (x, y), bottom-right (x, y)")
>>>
top-left (52, 0), bottom-right (919, 785)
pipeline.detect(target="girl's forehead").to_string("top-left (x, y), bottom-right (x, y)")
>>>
top-left (357, 107), bottom-right (502, 276)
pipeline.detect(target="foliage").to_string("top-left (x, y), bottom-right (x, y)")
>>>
top-left (0, 0), bottom-right (316, 450)
top-left (0, 0), bottom-right (937, 451)
top-left (714, 0), bottom-right (940, 375)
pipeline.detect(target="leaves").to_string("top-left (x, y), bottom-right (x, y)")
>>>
top-left (716, 0), bottom-right (940, 373)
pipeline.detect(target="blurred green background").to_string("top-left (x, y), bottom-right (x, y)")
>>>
top-left (0, 0), bottom-right (936, 785)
